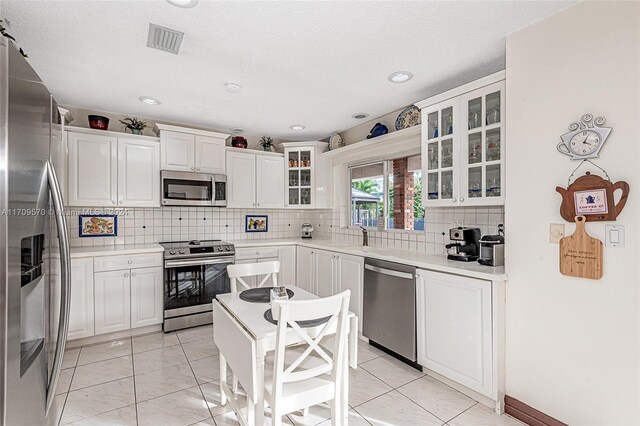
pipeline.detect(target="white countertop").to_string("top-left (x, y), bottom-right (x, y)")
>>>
top-left (70, 243), bottom-right (164, 258)
top-left (232, 238), bottom-right (507, 281)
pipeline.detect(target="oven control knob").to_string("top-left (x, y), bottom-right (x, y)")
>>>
top-left (178, 249), bottom-right (186, 254)
top-left (225, 246), bottom-right (231, 251)
top-left (169, 250), bottom-right (176, 255)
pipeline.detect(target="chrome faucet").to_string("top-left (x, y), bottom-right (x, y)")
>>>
top-left (358, 225), bottom-right (369, 247)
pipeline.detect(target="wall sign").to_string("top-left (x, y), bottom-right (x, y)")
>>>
top-left (556, 172), bottom-right (629, 222)
top-left (559, 215), bottom-right (603, 280)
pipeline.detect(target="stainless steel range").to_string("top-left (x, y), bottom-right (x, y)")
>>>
top-left (161, 240), bottom-right (235, 332)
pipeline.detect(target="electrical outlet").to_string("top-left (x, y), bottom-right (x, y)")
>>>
top-left (549, 223), bottom-right (565, 244)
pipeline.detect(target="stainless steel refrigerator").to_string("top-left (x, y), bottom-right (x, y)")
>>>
top-left (0, 39), bottom-right (71, 425)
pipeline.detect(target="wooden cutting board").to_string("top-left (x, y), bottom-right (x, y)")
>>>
top-left (559, 215), bottom-right (603, 280)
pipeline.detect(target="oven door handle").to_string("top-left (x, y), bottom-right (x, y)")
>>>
top-left (165, 257), bottom-right (235, 268)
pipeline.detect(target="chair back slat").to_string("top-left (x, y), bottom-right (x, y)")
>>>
top-left (270, 291), bottom-right (351, 402)
top-left (227, 261), bottom-right (280, 293)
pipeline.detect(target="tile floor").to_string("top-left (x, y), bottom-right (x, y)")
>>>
top-left (56, 325), bottom-right (524, 426)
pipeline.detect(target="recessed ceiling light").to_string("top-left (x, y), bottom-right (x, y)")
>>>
top-left (224, 82), bottom-right (242, 94)
top-left (290, 125), bottom-right (305, 131)
top-left (165, 0), bottom-right (199, 8)
top-left (229, 127), bottom-right (245, 134)
top-left (387, 71), bottom-right (414, 83)
top-left (138, 96), bottom-right (161, 105)
top-left (352, 113), bottom-right (369, 119)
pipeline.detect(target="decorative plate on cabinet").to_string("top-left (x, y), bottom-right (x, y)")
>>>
top-left (328, 132), bottom-right (344, 150)
top-left (395, 105), bottom-right (421, 130)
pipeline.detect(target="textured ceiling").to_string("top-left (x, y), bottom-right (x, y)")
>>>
top-left (1, 0), bottom-right (573, 140)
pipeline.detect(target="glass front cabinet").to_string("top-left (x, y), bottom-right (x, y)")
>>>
top-left (282, 141), bottom-right (332, 209)
top-left (420, 79), bottom-right (505, 207)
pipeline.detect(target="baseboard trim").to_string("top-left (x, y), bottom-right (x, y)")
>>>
top-left (504, 395), bottom-right (567, 426)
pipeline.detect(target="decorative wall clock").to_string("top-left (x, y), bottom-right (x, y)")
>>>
top-left (557, 113), bottom-right (612, 160)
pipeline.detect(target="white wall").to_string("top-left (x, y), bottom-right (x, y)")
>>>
top-left (505, 2), bottom-right (639, 424)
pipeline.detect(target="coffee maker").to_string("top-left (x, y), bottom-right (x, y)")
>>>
top-left (446, 227), bottom-right (481, 262)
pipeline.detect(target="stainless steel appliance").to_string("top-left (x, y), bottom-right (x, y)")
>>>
top-left (446, 227), bottom-right (481, 262)
top-left (0, 40), bottom-right (71, 425)
top-left (161, 170), bottom-right (227, 207)
top-left (162, 239), bottom-right (235, 331)
top-left (300, 223), bottom-right (314, 239)
top-left (478, 235), bottom-right (505, 266)
top-left (363, 258), bottom-right (418, 366)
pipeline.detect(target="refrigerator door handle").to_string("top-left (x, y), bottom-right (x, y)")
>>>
top-left (44, 160), bottom-right (71, 415)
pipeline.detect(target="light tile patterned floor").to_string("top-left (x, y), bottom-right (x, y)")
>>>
top-left (56, 325), bottom-right (524, 426)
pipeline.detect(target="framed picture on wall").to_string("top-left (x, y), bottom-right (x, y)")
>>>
top-left (245, 215), bottom-right (268, 233)
top-left (79, 214), bottom-right (118, 237)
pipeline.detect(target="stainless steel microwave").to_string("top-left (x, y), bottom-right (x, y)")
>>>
top-left (161, 170), bottom-right (227, 207)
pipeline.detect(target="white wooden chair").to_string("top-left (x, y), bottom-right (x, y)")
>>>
top-left (228, 260), bottom-right (280, 292)
top-left (226, 260), bottom-right (281, 394)
top-left (266, 290), bottom-right (351, 426)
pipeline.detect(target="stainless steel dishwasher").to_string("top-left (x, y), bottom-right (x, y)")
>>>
top-left (363, 258), bottom-right (417, 364)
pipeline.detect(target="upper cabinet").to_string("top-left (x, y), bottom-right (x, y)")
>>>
top-left (226, 148), bottom-right (284, 209)
top-left (155, 123), bottom-right (229, 174)
top-left (281, 141), bottom-right (332, 209)
top-left (67, 128), bottom-right (160, 207)
top-left (418, 72), bottom-right (505, 207)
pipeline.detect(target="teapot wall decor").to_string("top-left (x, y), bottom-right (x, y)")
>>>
top-left (556, 172), bottom-right (629, 222)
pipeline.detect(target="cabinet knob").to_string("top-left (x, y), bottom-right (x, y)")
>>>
top-left (111, 200), bottom-right (116, 204)
top-left (132, 273), bottom-right (136, 277)
top-left (196, 167), bottom-right (200, 171)
top-left (118, 200), bottom-right (123, 204)
top-left (124, 273), bottom-right (129, 277)
top-left (128, 260), bottom-right (132, 264)
top-left (256, 251), bottom-right (260, 255)
top-left (460, 197), bottom-right (465, 202)
top-left (191, 167), bottom-right (195, 170)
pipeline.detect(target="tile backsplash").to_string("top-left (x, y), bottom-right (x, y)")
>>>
top-left (313, 206), bottom-right (505, 255)
top-left (67, 207), bottom-right (315, 247)
top-left (67, 205), bottom-right (504, 255)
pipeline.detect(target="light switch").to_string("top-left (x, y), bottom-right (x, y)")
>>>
top-left (606, 225), bottom-right (625, 248)
top-left (549, 223), bottom-right (565, 244)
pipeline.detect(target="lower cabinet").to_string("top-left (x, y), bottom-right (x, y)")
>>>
top-left (416, 269), bottom-right (493, 397)
top-left (277, 246), bottom-right (296, 286)
top-left (295, 247), bottom-right (364, 331)
top-left (130, 267), bottom-right (164, 328)
top-left (68, 258), bottom-right (95, 340)
top-left (94, 270), bottom-right (132, 335)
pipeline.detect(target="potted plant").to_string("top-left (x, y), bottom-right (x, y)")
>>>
top-left (119, 116), bottom-right (147, 135)
top-left (259, 136), bottom-right (274, 152)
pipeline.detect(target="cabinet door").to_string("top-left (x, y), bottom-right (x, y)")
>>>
top-left (67, 132), bottom-right (118, 206)
top-left (226, 151), bottom-right (256, 208)
top-left (314, 249), bottom-right (336, 298)
top-left (67, 258), bottom-right (95, 340)
top-left (161, 131), bottom-right (195, 172)
top-left (195, 135), bottom-right (226, 174)
top-left (459, 81), bottom-right (505, 206)
top-left (295, 247), bottom-right (314, 294)
top-left (336, 253), bottom-right (364, 332)
top-left (416, 270), bottom-right (492, 396)
top-left (285, 148), bottom-right (314, 208)
top-left (130, 267), bottom-right (163, 328)
top-left (117, 138), bottom-right (160, 207)
top-left (256, 155), bottom-right (284, 208)
top-left (94, 270), bottom-right (131, 335)
top-left (421, 99), bottom-right (460, 207)
top-left (277, 245), bottom-right (296, 286)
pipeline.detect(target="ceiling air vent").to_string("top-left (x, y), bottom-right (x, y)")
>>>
top-left (147, 23), bottom-right (184, 55)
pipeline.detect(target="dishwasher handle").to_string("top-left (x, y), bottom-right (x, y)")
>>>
top-left (364, 264), bottom-right (414, 280)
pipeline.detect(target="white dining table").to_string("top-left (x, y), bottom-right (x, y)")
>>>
top-left (213, 286), bottom-right (358, 426)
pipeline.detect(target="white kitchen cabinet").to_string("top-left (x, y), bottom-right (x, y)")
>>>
top-left (67, 258), bottom-right (95, 340)
top-left (117, 138), bottom-right (160, 207)
top-left (156, 124), bottom-right (228, 174)
top-left (67, 128), bottom-right (160, 207)
top-left (226, 150), bottom-right (256, 208)
top-left (277, 245), bottom-right (296, 286)
top-left (281, 141), bottom-right (332, 209)
top-left (226, 149), bottom-right (284, 209)
top-left (336, 253), bottom-right (364, 333)
top-left (295, 246), bottom-right (314, 293)
top-left (94, 269), bottom-right (131, 335)
top-left (416, 269), bottom-right (493, 397)
top-left (67, 131), bottom-right (117, 206)
top-left (314, 249), bottom-right (336, 298)
top-left (418, 73), bottom-right (505, 207)
top-left (130, 267), bottom-right (164, 328)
